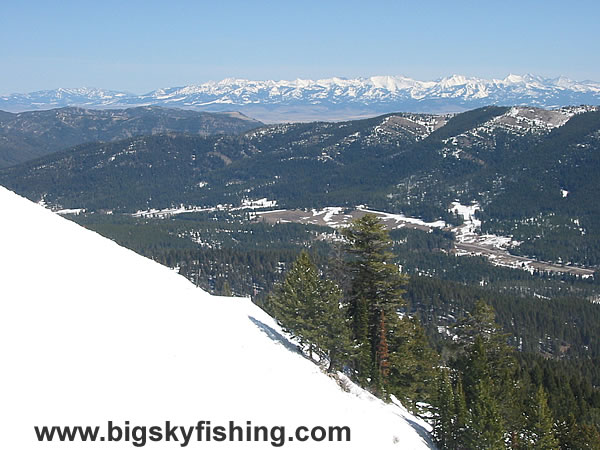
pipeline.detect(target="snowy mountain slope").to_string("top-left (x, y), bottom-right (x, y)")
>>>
top-left (436, 105), bottom-right (599, 160)
top-left (2, 74), bottom-right (599, 121)
top-left (0, 186), bottom-right (433, 449)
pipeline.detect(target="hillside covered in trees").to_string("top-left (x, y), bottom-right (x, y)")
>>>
top-left (265, 215), bottom-right (600, 449)
top-left (2, 105), bottom-right (599, 266)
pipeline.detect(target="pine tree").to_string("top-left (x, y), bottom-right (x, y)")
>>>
top-left (316, 276), bottom-right (353, 373)
top-left (466, 379), bottom-right (505, 450)
top-left (340, 213), bottom-right (408, 383)
top-left (433, 368), bottom-right (455, 449)
top-left (267, 251), bottom-right (320, 355)
top-left (453, 300), bottom-right (505, 350)
top-left (554, 414), bottom-right (600, 449)
top-left (452, 375), bottom-right (469, 448)
top-left (353, 296), bottom-right (371, 379)
top-left (460, 335), bottom-right (490, 402)
top-left (526, 385), bottom-right (559, 450)
top-left (267, 251), bottom-right (351, 371)
top-left (452, 301), bottom-right (520, 445)
top-left (388, 315), bottom-right (438, 409)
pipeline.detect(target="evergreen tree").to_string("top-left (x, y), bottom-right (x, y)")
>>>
top-left (453, 300), bottom-right (506, 349)
top-left (574, 424), bottom-right (600, 449)
top-left (452, 301), bottom-right (521, 445)
top-left (526, 385), bottom-right (559, 450)
top-left (453, 375), bottom-right (469, 447)
top-left (433, 368), bottom-right (456, 449)
top-left (316, 276), bottom-right (353, 373)
top-left (353, 296), bottom-right (372, 379)
top-left (554, 414), bottom-right (600, 449)
top-left (267, 251), bottom-right (320, 356)
top-left (267, 251), bottom-right (351, 371)
top-left (388, 315), bottom-right (438, 409)
top-left (466, 379), bottom-right (505, 450)
top-left (340, 213), bottom-right (408, 383)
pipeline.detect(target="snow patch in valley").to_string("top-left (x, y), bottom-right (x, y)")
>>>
top-left (450, 201), bottom-right (519, 249)
top-left (240, 197), bottom-right (278, 209)
top-left (132, 198), bottom-right (278, 218)
top-left (55, 207), bottom-right (86, 215)
top-left (357, 207), bottom-right (446, 229)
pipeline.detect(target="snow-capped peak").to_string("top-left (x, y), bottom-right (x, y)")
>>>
top-left (2, 74), bottom-right (599, 121)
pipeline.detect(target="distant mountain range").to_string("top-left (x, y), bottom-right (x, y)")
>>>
top-left (2, 74), bottom-right (600, 122)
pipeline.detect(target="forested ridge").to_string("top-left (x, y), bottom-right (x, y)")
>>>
top-left (0, 105), bottom-right (261, 168)
top-left (2, 106), bottom-right (599, 265)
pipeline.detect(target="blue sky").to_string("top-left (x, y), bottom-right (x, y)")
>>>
top-left (1, 0), bottom-right (598, 94)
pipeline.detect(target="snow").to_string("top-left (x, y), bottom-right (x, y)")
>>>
top-left (132, 198), bottom-right (278, 218)
top-left (240, 197), bottom-right (278, 209)
top-left (449, 201), bottom-right (481, 232)
top-left (4, 75), bottom-right (599, 117)
top-left (450, 201), bottom-right (519, 249)
top-left (132, 205), bottom-right (218, 218)
top-left (55, 207), bottom-right (86, 215)
top-left (357, 208), bottom-right (446, 229)
top-left (0, 186), bottom-right (432, 449)
top-left (322, 206), bottom-right (344, 224)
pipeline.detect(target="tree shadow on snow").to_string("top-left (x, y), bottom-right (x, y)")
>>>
top-left (396, 413), bottom-right (435, 448)
top-left (248, 317), bottom-right (435, 446)
top-left (248, 316), bottom-right (302, 354)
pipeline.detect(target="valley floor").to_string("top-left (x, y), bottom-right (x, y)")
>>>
top-left (254, 207), bottom-right (596, 278)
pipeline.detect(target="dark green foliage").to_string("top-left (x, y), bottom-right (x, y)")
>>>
top-left (267, 251), bottom-right (322, 353)
top-left (0, 134), bottom-right (246, 211)
top-left (428, 106), bottom-right (509, 141)
top-left (466, 378), bottom-right (505, 449)
top-left (433, 369), bottom-right (455, 449)
top-left (67, 206), bottom-right (600, 445)
top-left (266, 251), bottom-right (351, 371)
top-left (70, 210), bottom-right (332, 297)
top-left (341, 214), bottom-right (407, 330)
top-left (479, 110), bottom-right (600, 266)
top-left (406, 275), bottom-right (600, 360)
top-left (525, 386), bottom-right (559, 449)
top-left (518, 354), bottom-right (600, 434)
top-left (388, 315), bottom-right (438, 409)
top-left (453, 377), bottom-right (468, 446)
top-left (444, 303), bottom-right (520, 448)
top-left (340, 213), bottom-right (409, 388)
top-left (339, 214), bottom-right (439, 404)
top-left (68, 207), bottom-right (600, 444)
top-left (429, 297), bottom-right (600, 449)
top-left (560, 421), bottom-right (600, 449)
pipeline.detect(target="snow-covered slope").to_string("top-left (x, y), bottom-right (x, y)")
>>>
top-left (0, 186), bottom-right (433, 449)
top-left (2, 74), bottom-right (599, 121)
